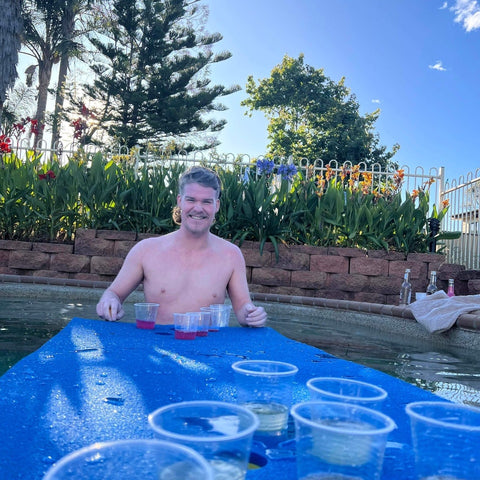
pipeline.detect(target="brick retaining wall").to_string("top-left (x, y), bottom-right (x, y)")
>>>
top-left (1, 228), bottom-right (478, 305)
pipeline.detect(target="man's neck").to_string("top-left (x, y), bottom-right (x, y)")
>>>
top-left (175, 227), bottom-right (212, 250)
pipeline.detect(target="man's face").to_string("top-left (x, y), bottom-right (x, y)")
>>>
top-left (177, 182), bottom-right (220, 235)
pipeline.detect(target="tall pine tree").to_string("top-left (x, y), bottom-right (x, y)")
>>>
top-left (77, 0), bottom-right (239, 149)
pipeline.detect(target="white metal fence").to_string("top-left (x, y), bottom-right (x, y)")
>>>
top-left (440, 169), bottom-right (480, 270)
top-left (15, 141), bottom-right (477, 263)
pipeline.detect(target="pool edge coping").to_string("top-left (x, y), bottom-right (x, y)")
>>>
top-left (1, 273), bottom-right (479, 333)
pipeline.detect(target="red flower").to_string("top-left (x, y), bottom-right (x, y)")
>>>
top-left (38, 170), bottom-right (56, 181)
top-left (0, 134), bottom-right (11, 153)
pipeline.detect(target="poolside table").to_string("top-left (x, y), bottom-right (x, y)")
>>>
top-left (0, 317), bottom-right (438, 479)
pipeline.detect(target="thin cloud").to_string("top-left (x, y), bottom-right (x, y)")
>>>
top-left (371, 99), bottom-right (381, 104)
top-left (429, 60), bottom-right (447, 71)
top-left (451, 0), bottom-right (480, 31)
top-left (440, 1), bottom-right (448, 9)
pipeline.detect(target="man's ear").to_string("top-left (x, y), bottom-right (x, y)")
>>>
top-left (215, 198), bottom-right (220, 213)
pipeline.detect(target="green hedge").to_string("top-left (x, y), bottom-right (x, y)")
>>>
top-left (0, 149), bottom-right (458, 256)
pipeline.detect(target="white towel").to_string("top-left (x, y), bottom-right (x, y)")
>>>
top-left (409, 290), bottom-right (480, 334)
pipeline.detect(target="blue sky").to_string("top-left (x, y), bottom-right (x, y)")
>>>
top-left (204, 0), bottom-right (480, 183)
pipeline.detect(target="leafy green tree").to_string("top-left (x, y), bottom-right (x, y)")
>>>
top-left (76, 0), bottom-right (239, 149)
top-left (242, 54), bottom-right (399, 169)
top-left (21, 0), bottom-right (95, 146)
top-left (0, 0), bottom-right (23, 125)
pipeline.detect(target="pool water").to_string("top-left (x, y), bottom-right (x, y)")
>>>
top-left (1, 295), bottom-right (480, 407)
top-left (268, 311), bottom-right (480, 407)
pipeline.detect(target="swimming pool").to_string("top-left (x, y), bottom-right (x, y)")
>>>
top-left (1, 282), bottom-right (480, 406)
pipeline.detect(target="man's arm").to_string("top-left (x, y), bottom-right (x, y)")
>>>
top-left (96, 242), bottom-right (146, 321)
top-left (227, 246), bottom-right (267, 328)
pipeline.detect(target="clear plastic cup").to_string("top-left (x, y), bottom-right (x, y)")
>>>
top-left (306, 377), bottom-right (388, 410)
top-left (232, 359), bottom-right (298, 445)
top-left (194, 311), bottom-right (209, 337)
top-left (42, 438), bottom-right (213, 479)
top-left (134, 303), bottom-right (159, 329)
top-left (291, 401), bottom-right (396, 480)
top-left (406, 401), bottom-right (480, 479)
top-left (208, 304), bottom-right (231, 330)
top-left (148, 400), bottom-right (259, 480)
top-left (173, 313), bottom-right (197, 340)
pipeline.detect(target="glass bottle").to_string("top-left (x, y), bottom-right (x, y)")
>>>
top-left (447, 278), bottom-right (455, 297)
top-left (399, 268), bottom-right (412, 305)
top-left (426, 271), bottom-right (438, 295)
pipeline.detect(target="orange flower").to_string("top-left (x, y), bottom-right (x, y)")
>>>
top-left (442, 199), bottom-right (450, 208)
top-left (361, 172), bottom-right (373, 185)
top-left (325, 165), bottom-right (333, 181)
top-left (351, 165), bottom-right (360, 180)
top-left (340, 165), bottom-right (350, 181)
top-left (411, 189), bottom-right (419, 199)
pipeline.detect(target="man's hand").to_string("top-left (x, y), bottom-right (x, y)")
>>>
top-left (96, 290), bottom-right (125, 321)
top-left (242, 302), bottom-right (267, 327)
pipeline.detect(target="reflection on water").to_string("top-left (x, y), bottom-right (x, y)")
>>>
top-left (268, 312), bottom-right (480, 407)
top-left (1, 296), bottom-right (480, 406)
top-left (0, 297), bottom-right (99, 375)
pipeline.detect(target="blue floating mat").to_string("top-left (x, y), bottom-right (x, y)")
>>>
top-left (0, 317), bottom-right (438, 479)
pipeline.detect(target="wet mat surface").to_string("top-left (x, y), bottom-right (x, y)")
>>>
top-left (0, 317), bottom-right (439, 479)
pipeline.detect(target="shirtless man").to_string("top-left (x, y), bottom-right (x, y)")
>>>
top-left (96, 166), bottom-right (267, 327)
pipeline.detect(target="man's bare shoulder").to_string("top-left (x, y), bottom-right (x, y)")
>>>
top-left (210, 234), bottom-right (244, 258)
top-left (128, 233), bottom-right (175, 255)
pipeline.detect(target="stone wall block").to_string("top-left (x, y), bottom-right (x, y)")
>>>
top-left (251, 267), bottom-right (291, 287)
top-left (32, 242), bottom-right (74, 254)
top-left (272, 250), bottom-right (309, 271)
top-left (241, 248), bottom-right (272, 268)
top-left (367, 250), bottom-right (405, 260)
top-left (328, 273), bottom-right (368, 292)
top-left (75, 228), bottom-right (96, 241)
top-left (0, 240), bottom-right (32, 250)
top-left (96, 230), bottom-right (137, 241)
top-left (468, 279), bottom-right (480, 294)
top-left (328, 247), bottom-right (367, 258)
top-left (350, 257), bottom-right (388, 276)
top-left (260, 285), bottom-right (315, 297)
top-left (291, 271), bottom-right (327, 289)
top-left (369, 275), bottom-right (402, 295)
top-left (9, 251), bottom-right (50, 270)
top-left (438, 263), bottom-right (466, 280)
top-left (90, 256), bottom-right (124, 276)
top-left (51, 253), bottom-right (90, 273)
top-left (0, 250), bottom-right (10, 266)
top-left (310, 255), bottom-right (349, 273)
top-left (389, 261), bottom-right (426, 279)
top-left (114, 241), bottom-right (136, 258)
top-left (75, 237), bottom-right (114, 256)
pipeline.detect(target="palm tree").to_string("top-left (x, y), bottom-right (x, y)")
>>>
top-left (21, 0), bottom-right (93, 147)
top-left (0, 0), bottom-right (23, 125)
top-left (50, 0), bottom-right (96, 150)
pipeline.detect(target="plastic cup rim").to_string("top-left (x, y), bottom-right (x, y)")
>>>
top-left (406, 401), bottom-right (480, 430)
top-left (291, 400), bottom-right (396, 435)
top-left (306, 377), bottom-right (388, 402)
top-left (232, 359), bottom-right (298, 376)
top-left (148, 400), bottom-right (260, 442)
top-left (43, 438), bottom-right (213, 480)
top-left (134, 303), bottom-right (160, 307)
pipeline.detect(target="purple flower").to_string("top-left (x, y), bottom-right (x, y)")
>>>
top-left (256, 159), bottom-right (275, 175)
top-left (278, 163), bottom-right (297, 181)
